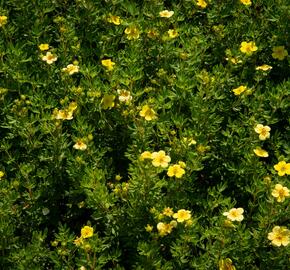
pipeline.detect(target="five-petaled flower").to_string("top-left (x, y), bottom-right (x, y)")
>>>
top-left (253, 147), bottom-right (269, 158)
top-left (232, 85), bottom-right (247, 96)
top-left (0, 15), bottom-right (7, 27)
top-left (240, 41), bottom-right (258, 55)
top-left (223, 208), bottom-right (244, 222)
top-left (81, 225), bottom-right (94, 238)
top-left (38, 44), bottom-right (49, 51)
top-left (42, 51), bottom-right (58, 64)
top-left (101, 59), bottom-right (115, 71)
top-left (196, 0), bottom-right (208, 8)
top-left (274, 161), bottom-right (290, 176)
top-left (162, 207), bottom-right (174, 217)
top-left (271, 184), bottom-right (289, 202)
top-left (62, 64), bottom-right (79, 75)
top-left (268, 226), bottom-right (290, 247)
top-left (73, 140), bottom-right (87, 151)
top-left (254, 124), bottom-right (271, 140)
top-left (173, 209), bottom-right (192, 223)
top-left (151, 150), bottom-right (171, 168)
top-left (272, 46), bottom-right (288, 60)
top-left (240, 0), bottom-right (252, 6)
top-left (167, 164), bottom-right (185, 178)
top-left (139, 105), bottom-right (157, 121)
top-left (117, 89), bottom-right (132, 103)
top-left (159, 10), bottom-right (174, 18)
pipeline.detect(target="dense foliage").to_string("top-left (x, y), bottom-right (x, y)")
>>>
top-left (0, 0), bottom-right (289, 269)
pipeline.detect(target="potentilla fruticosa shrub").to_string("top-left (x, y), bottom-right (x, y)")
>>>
top-left (0, 0), bottom-right (289, 269)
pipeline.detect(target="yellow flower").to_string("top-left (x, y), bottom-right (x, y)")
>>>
top-left (42, 51), bottom-right (58, 64)
top-left (159, 10), bottom-right (174, 18)
top-left (107, 15), bottom-right (121, 25)
top-left (38, 44), bottom-right (49, 51)
top-left (81, 225), bottom-right (94, 238)
top-left (271, 184), bottom-right (290, 202)
top-left (151, 150), bottom-right (171, 168)
top-left (117, 89), bottom-right (132, 103)
top-left (140, 151), bottom-right (152, 160)
top-left (0, 15), bottom-right (8, 27)
top-left (272, 46), bottom-right (288, 60)
top-left (240, 41), bottom-right (258, 55)
top-left (167, 164), bottom-right (185, 178)
top-left (62, 64), bottom-right (79, 75)
top-left (232, 85), bottom-right (247, 96)
top-left (240, 0), bottom-right (251, 6)
top-left (196, 0), bottom-right (208, 8)
top-left (162, 207), bottom-right (174, 217)
top-left (223, 208), bottom-right (244, 222)
top-left (74, 236), bottom-right (84, 246)
top-left (124, 26), bottom-right (140, 40)
top-left (54, 109), bottom-right (74, 120)
top-left (101, 94), bottom-right (115, 109)
top-left (101, 59), bottom-right (116, 71)
top-left (173, 209), bottom-right (191, 223)
top-left (0, 171), bottom-right (4, 178)
top-left (139, 105), bottom-right (157, 121)
top-left (274, 161), bottom-right (290, 176)
top-left (254, 124), bottom-right (271, 140)
top-left (73, 140), bottom-right (87, 151)
top-left (145, 224), bottom-right (153, 232)
top-left (219, 258), bottom-right (236, 270)
top-left (268, 226), bottom-right (290, 247)
top-left (256, 64), bottom-right (272, 71)
top-left (253, 147), bottom-right (269, 158)
top-left (168, 29), bottom-right (179, 39)
top-left (156, 222), bottom-right (173, 236)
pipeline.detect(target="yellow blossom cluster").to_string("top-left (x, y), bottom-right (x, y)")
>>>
top-left (140, 151), bottom-right (186, 178)
top-left (148, 207), bottom-right (192, 236)
top-left (74, 225), bottom-right (94, 248)
top-left (52, 101), bottom-right (77, 120)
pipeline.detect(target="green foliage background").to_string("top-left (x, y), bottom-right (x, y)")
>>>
top-left (0, 0), bottom-right (289, 269)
